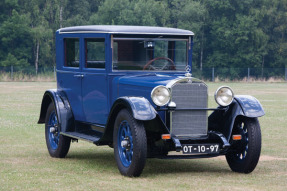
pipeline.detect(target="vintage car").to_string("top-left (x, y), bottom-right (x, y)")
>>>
top-left (38, 25), bottom-right (265, 177)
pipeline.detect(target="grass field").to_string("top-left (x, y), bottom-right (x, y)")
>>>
top-left (0, 82), bottom-right (286, 191)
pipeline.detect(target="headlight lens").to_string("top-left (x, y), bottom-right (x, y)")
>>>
top-left (214, 86), bottom-right (234, 106)
top-left (151, 85), bottom-right (171, 106)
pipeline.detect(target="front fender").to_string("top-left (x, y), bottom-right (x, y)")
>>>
top-left (97, 96), bottom-right (157, 145)
top-left (113, 97), bottom-right (157, 121)
top-left (38, 89), bottom-right (75, 132)
top-left (234, 95), bottom-right (265, 117)
top-left (209, 95), bottom-right (264, 141)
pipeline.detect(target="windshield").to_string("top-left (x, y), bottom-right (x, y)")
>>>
top-left (113, 38), bottom-right (188, 71)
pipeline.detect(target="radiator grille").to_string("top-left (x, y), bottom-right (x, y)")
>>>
top-left (171, 82), bottom-right (208, 137)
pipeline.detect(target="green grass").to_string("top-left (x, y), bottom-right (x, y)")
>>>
top-left (0, 82), bottom-right (286, 190)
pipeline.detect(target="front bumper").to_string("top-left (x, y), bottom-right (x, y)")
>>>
top-left (159, 131), bottom-right (230, 159)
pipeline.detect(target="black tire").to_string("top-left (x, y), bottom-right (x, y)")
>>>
top-left (113, 109), bottom-right (147, 177)
top-left (226, 117), bottom-right (261, 173)
top-left (45, 102), bottom-right (71, 158)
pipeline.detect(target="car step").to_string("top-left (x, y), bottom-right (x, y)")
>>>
top-left (61, 132), bottom-right (100, 144)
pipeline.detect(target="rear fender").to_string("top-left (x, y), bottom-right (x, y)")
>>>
top-left (38, 89), bottom-right (75, 132)
top-left (208, 95), bottom-right (264, 142)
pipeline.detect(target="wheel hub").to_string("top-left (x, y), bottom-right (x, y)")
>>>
top-left (49, 124), bottom-right (58, 135)
top-left (121, 138), bottom-right (131, 150)
top-left (50, 127), bottom-right (56, 133)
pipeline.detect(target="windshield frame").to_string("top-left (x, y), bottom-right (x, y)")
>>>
top-left (111, 35), bottom-right (190, 73)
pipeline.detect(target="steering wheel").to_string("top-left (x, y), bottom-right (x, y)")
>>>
top-left (143, 57), bottom-right (176, 70)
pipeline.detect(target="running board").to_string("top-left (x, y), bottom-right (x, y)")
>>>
top-left (61, 132), bottom-right (100, 144)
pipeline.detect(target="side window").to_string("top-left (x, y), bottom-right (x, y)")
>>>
top-left (85, 38), bottom-right (105, 69)
top-left (64, 38), bottom-right (80, 67)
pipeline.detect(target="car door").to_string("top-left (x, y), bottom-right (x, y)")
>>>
top-left (81, 37), bottom-right (108, 125)
top-left (57, 37), bottom-right (85, 121)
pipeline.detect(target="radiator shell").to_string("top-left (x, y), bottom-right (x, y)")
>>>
top-left (170, 82), bottom-right (208, 138)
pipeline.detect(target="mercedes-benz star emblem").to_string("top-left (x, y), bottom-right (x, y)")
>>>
top-left (185, 65), bottom-right (191, 73)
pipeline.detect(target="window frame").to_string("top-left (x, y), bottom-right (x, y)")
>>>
top-left (111, 37), bottom-right (189, 72)
top-left (84, 38), bottom-right (106, 69)
top-left (64, 38), bottom-right (80, 68)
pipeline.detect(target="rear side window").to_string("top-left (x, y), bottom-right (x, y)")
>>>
top-left (85, 39), bottom-right (105, 69)
top-left (64, 38), bottom-right (80, 67)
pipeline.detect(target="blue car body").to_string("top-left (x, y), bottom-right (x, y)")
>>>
top-left (38, 25), bottom-right (264, 176)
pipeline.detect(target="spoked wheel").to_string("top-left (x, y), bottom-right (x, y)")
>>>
top-left (113, 109), bottom-right (147, 177)
top-left (45, 103), bottom-right (71, 158)
top-left (226, 117), bottom-right (261, 173)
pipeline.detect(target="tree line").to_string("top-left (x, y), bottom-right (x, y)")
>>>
top-left (0, 0), bottom-right (286, 74)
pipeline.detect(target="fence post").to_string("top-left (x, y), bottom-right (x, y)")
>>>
top-left (247, 68), bottom-right (250, 82)
top-left (212, 67), bottom-right (214, 82)
top-left (54, 66), bottom-right (56, 81)
top-left (11, 65), bottom-right (13, 80)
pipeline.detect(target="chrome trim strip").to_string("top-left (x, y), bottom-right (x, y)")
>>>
top-left (166, 77), bottom-right (206, 89)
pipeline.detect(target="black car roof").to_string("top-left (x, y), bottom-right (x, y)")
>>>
top-left (58, 25), bottom-right (194, 36)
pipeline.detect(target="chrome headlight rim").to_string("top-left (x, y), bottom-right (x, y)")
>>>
top-left (214, 86), bottom-right (234, 107)
top-left (151, 85), bottom-right (171, 107)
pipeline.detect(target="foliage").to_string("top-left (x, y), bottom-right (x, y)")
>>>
top-left (0, 0), bottom-right (286, 75)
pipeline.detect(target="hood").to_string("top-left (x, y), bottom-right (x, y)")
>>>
top-left (112, 73), bottom-right (195, 105)
top-left (116, 73), bottom-right (185, 88)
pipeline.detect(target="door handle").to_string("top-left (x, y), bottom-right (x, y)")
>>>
top-left (74, 74), bottom-right (84, 78)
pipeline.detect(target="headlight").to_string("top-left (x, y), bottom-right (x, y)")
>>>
top-left (214, 86), bottom-right (234, 106)
top-left (151, 85), bottom-right (171, 106)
